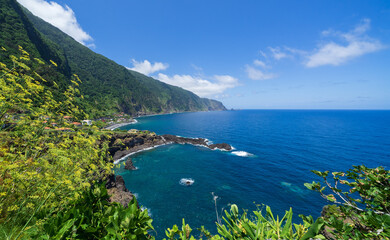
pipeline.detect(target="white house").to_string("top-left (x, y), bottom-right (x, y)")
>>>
top-left (81, 120), bottom-right (92, 126)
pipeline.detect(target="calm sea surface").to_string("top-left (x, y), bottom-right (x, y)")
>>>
top-left (117, 110), bottom-right (390, 237)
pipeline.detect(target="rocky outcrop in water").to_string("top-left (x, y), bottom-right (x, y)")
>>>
top-left (161, 134), bottom-right (232, 151)
top-left (106, 131), bottom-right (165, 161)
top-left (161, 134), bottom-right (208, 146)
top-left (106, 131), bottom-right (232, 162)
top-left (124, 158), bottom-right (137, 170)
top-left (209, 143), bottom-right (232, 151)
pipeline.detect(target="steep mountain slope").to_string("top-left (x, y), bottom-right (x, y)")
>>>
top-left (21, 2), bottom-right (225, 115)
top-left (0, 0), bottom-right (226, 117)
top-left (0, 0), bottom-right (72, 94)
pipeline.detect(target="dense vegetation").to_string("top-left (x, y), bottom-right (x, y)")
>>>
top-left (0, 0), bottom-right (226, 119)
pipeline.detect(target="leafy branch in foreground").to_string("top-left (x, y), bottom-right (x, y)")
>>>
top-left (22, 182), bottom-right (154, 240)
top-left (305, 165), bottom-right (390, 239)
top-left (164, 205), bottom-right (324, 240)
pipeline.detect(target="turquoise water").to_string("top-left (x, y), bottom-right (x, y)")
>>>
top-left (116, 110), bottom-right (390, 238)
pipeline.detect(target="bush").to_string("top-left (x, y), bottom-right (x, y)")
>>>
top-left (305, 165), bottom-right (390, 239)
top-left (22, 182), bottom-right (154, 239)
top-left (164, 205), bottom-right (324, 240)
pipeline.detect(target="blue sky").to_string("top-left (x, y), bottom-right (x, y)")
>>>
top-left (18, 0), bottom-right (390, 109)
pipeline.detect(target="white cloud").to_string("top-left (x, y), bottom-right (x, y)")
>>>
top-left (253, 59), bottom-right (267, 68)
top-left (127, 59), bottom-right (239, 97)
top-left (269, 47), bottom-right (289, 60)
top-left (17, 0), bottom-right (93, 45)
top-left (157, 73), bottom-right (238, 97)
top-left (245, 65), bottom-right (277, 80)
top-left (306, 19), bottom-right (384, 67)
top-left (259, 50), bottom-right (268, 58)
top-left (128, 59), bottom-right (169, 75)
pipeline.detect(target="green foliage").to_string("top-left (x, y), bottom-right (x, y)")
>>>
top-left (22, 182), bottom-right (154, 240)
top-left (305, 165), bottom-right (390, 239)
top-left (164, 205), bottom-right (324, 240)
top-left (0, 47), bottom-right (112, 238)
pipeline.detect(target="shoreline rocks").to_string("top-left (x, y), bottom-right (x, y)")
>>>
top-left (161, 134), bottom-right (232, 151)
top-left (105, 174), bottom-right (134, 208)
top-left (107, 131), bottom-right (232, 162)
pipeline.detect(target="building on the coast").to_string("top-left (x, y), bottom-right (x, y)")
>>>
top-left (72, 122), bottom-right (82, 127)
top-left (81, 120), bottom-right (92, 126)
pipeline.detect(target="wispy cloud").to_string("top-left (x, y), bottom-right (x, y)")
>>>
top-left (17, 0), bottom-right (93, 46)
top-left (269, 47), bottom-right (289, 60)
top-left (306, 19), bottom-right (384, 67)
top-left (157, 73), bottom-right (239, 97)
top-left (245, 65), bottom-right (277, 80)
top-left (128, 59), bottom-right (169, 75)
top-left (253, 59), bottom-right (268, 68)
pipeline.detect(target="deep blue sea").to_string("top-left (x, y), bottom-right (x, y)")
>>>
top-left (116, 110), bottom-right (390, 238)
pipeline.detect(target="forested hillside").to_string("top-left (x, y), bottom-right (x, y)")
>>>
top-left (0, 0), bottom-right (226, 118)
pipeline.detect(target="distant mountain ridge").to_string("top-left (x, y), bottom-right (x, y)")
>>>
top-left (0, 0), bottom-right (226, 117)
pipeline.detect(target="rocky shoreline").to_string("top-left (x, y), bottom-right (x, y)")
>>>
top-left (107, 132), bottom-right (232, 163)
top-left (104, 130), bottom-right (232, 207)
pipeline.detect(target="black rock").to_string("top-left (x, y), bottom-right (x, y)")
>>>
top-left (124, 158), bottom-right (137, 170)
top-left (115, 175), bottom-right (127, 192)
top-left (209, 143), bottom-right (232, 151)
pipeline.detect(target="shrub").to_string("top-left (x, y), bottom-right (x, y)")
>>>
top-left (164, 205), bottom-right (325, 240)
top-left (22, 182), bottom-right (154, 239)
top-left (305, 165), bottom-right (390, 239)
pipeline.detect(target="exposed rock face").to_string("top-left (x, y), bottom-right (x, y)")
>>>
top-left (161, 134), bottom-right (232, 151)
top-left (124, 158), bottom-right (137, 170)
top-left (107, 132), bottom-right (232, 163)
top-left (107, 132), bottom-right (165, 161)
top-left (161, 134), bottom-right (208, 146)
top-left (105, 174), bottom-right (134, 208)
top-left (209, 143), bottom-right (232, 151)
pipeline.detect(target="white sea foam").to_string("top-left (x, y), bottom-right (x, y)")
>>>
top-left (211, 147), bottom-right (229, 152)
top-left (231, 151), bottom-right (254, 157)
top-left (133, 193), bottom-right (139, 199)
top-left (179, 178), bottom-right (194, 186)
top-left (113, 144), bottom-right (167, 164)
top-left (141, 206), bottom-right (152, 216)
top-left (106, 119), bottom-right (138, 130)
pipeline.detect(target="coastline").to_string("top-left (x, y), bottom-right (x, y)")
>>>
top-left (108, 132), bottom-right (233, 164)
top-left (104, 119), bottom-right (138, 130)
top-left (104, 113), bottom-right (233, 209)
top-left (133, 109), bottom-right (228, 120)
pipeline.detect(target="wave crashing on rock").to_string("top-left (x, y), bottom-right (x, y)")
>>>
top-left (179, 178), bottom-right (194, 186)
top-left (231, 151), bottom-right (254, 157)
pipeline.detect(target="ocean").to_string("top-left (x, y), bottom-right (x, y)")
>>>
top-left (116, 110), bottom-right (390, 238)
